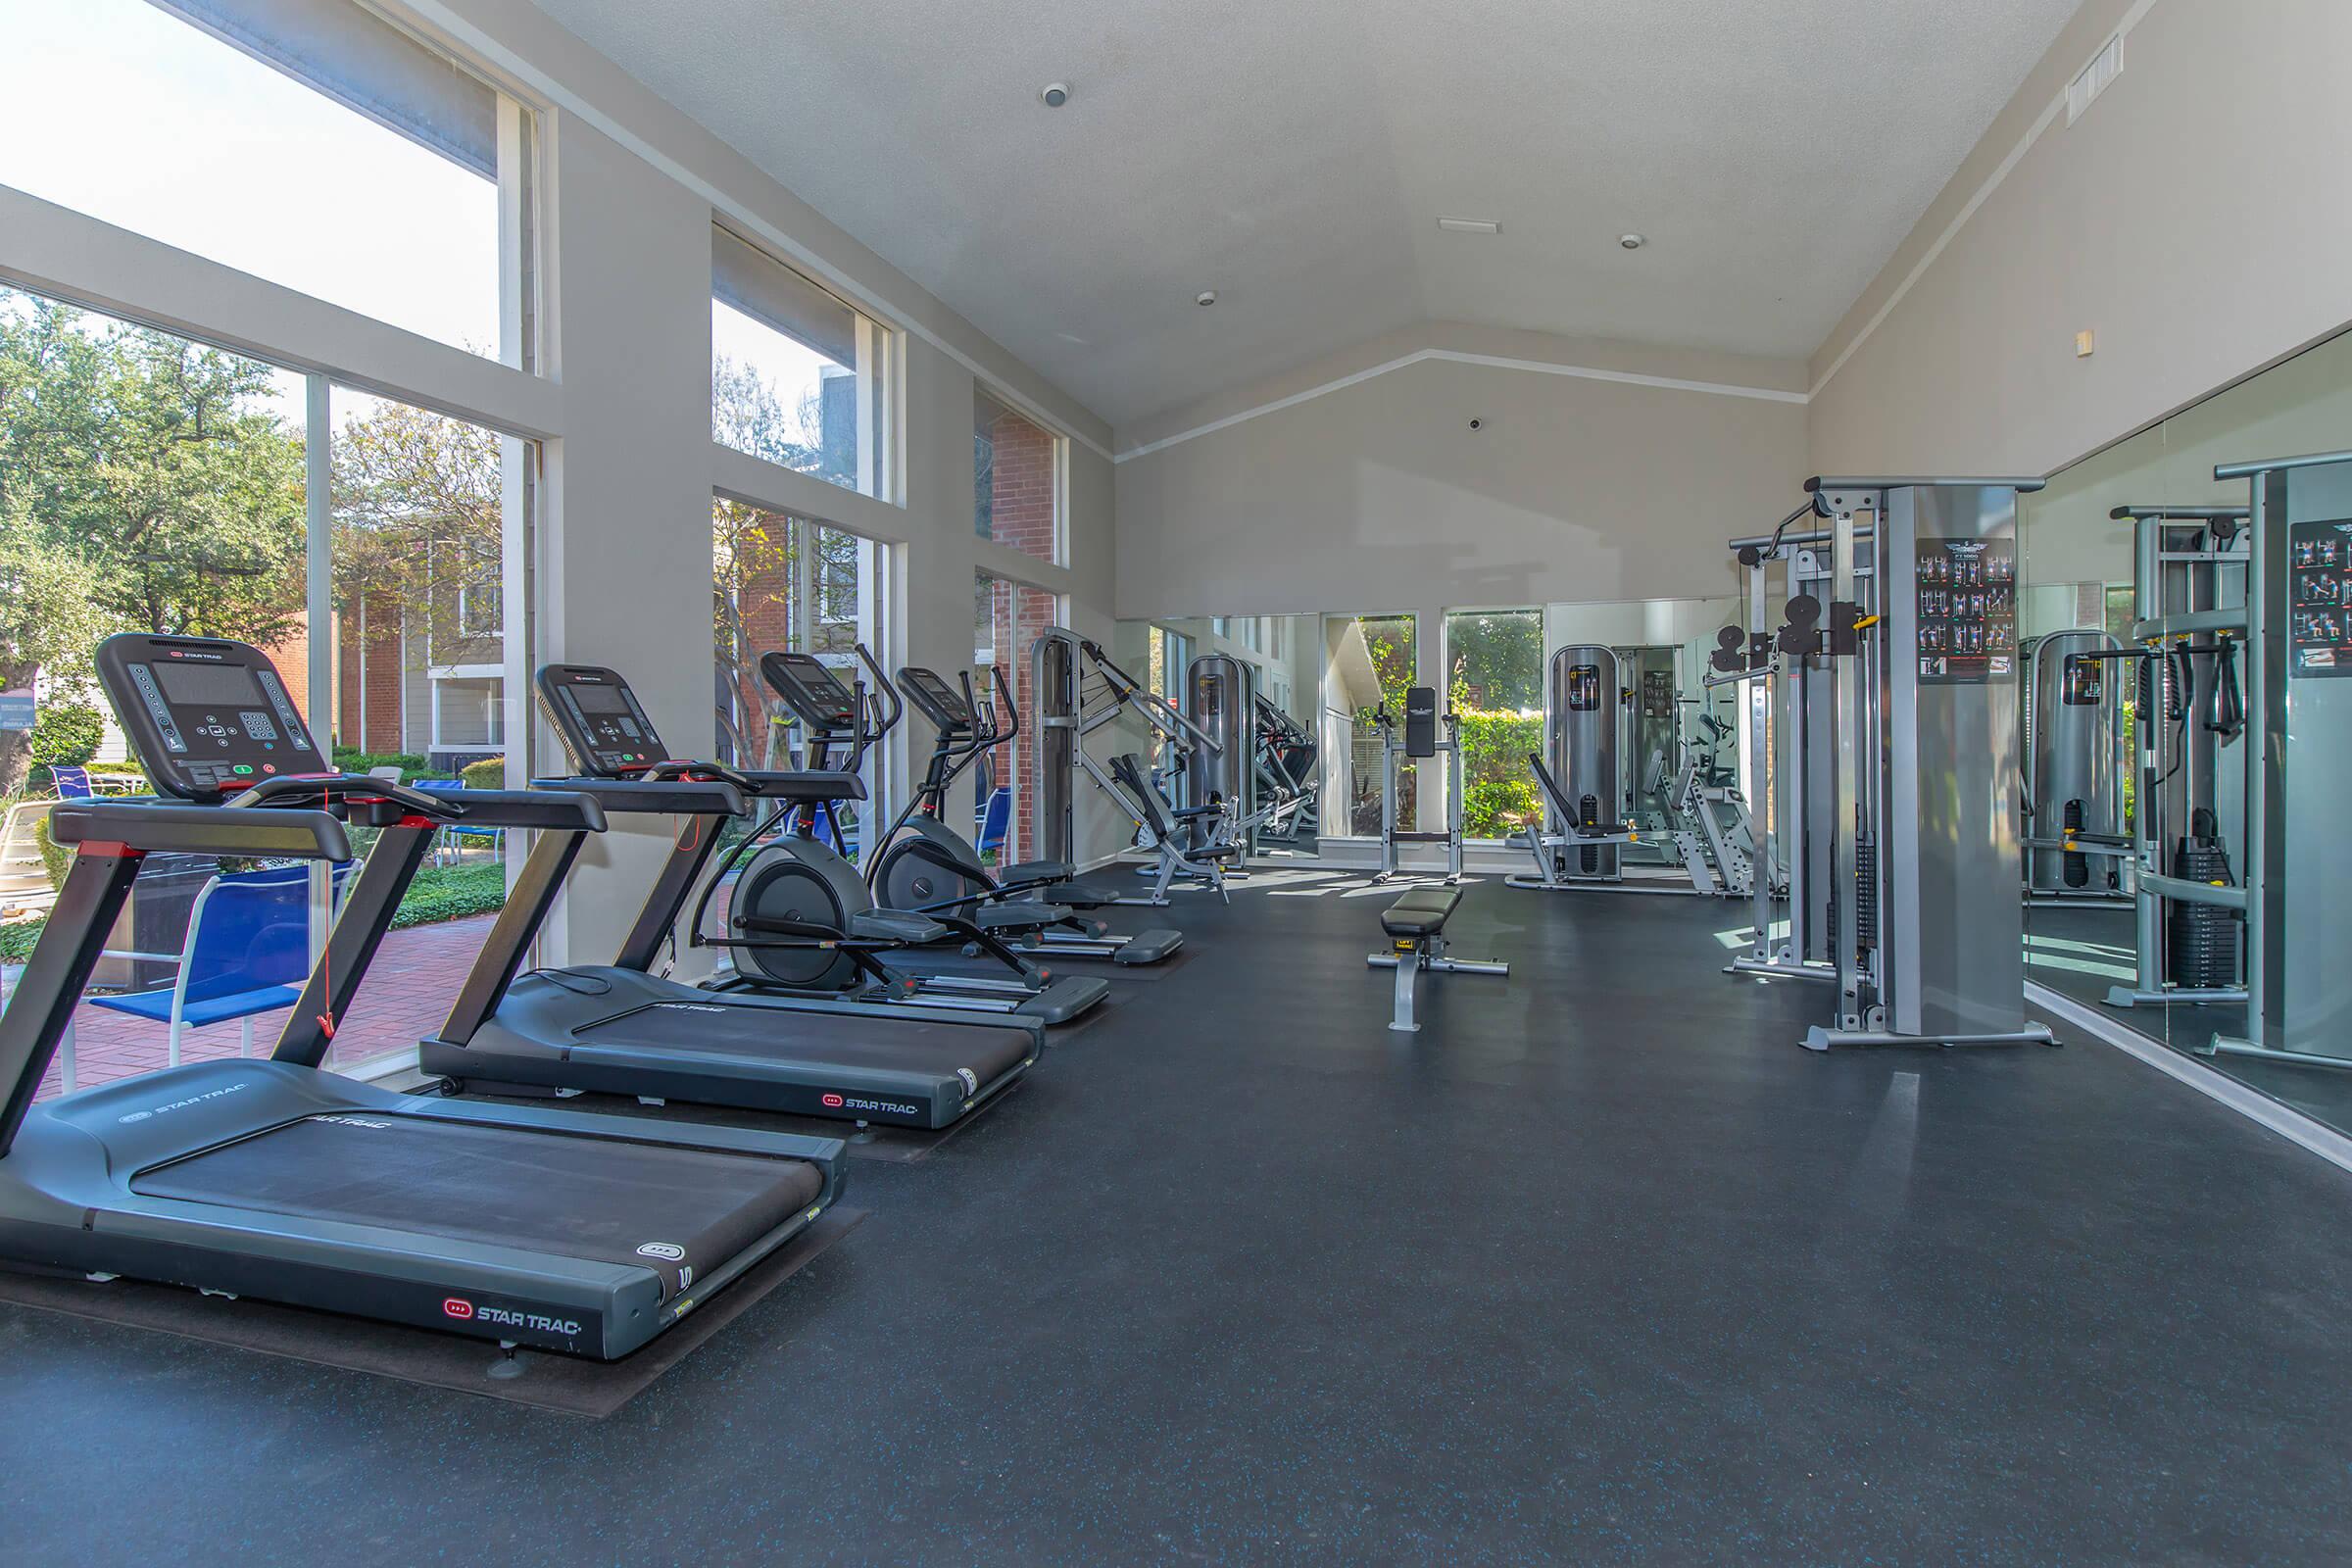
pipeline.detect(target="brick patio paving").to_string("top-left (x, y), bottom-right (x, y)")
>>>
top-left (23, 913), bottom-right (501, 1100)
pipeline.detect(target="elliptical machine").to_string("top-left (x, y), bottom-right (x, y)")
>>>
top-left (688, 644), bottom-right (1108, 1024)
top-left (870, 664), bottom-right (1185, 963)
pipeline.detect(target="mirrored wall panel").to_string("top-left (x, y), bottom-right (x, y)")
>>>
top-left (1109, 598), bottom-right (1752, 875)
top-left (2019, 325), bottom-right (2352, 1134)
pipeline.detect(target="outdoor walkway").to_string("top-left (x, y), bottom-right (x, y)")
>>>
top-left (25, 913), bottom-right (499, 1099)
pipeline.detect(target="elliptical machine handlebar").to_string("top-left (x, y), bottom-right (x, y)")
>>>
top-left (849, 641), bottom-right (902, 767)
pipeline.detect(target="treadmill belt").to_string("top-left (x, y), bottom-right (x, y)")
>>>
top-left (132, 1117), bottom-right (822, 1296)
top-left (573, 1003), bottom-right (1035, 1086)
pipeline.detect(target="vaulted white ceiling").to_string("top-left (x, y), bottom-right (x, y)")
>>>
top-left (528, 0), bottom-right (2083, 430)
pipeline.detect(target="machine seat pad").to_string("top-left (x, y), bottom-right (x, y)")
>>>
top-left (1381, 887), bottom-right (1462, 938)
top-left (850, 909), bottom-right (950, 944)
top-left (973, 903), bottom-right (1068, 931)
top-left (998, 858), bottom-right (1073, 886)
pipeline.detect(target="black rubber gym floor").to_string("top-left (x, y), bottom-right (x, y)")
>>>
top-left (4, 872), bottom-right (2349, 1564)
top-left (2027, 900), bottom-right (2352, 1136)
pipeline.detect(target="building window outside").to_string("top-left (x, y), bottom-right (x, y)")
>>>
top-left (973, 388), bottom-right (1062, 564)
top-left (713, 226), bottom-right (890, 497)
top-left (330, 388), bottom-right (523, 774)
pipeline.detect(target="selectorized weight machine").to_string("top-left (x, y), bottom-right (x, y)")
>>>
top-left (2099, 504), bottom-right (2251, 1012)
top-left (1719, 478), bottom-right (2058, 1053)
top-left (1509, 644), bottom-right (1763, 898)
top-left (2019, 627), bottom-right (2132, 906)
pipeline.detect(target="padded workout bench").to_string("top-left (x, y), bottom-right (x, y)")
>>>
top-left (1367, 886), bottom-right (1509, 1033)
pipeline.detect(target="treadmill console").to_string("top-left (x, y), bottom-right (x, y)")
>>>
top-left (760, 652), bottom-right (858, 733)
top-left (897, 666), bottom-right (975, 735)
top-left (94, 633), bottom-right (327, 801)
top-left (536, 664), bottom-right (665, 777)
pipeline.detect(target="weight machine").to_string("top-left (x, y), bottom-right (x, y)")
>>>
top-left (2020, 628), bottom-right (2132, 905)
top-left (1029, 626), bottom-right (1234, 902)
top-left (1718, 477), bottom-right (2056, 1053)
top-left (1509, 644), bottom-right (1762, 897)
top-left (2199, 451), bottom-right (2352, 1070)
top-left (1373, 686), bottom-right (1464, 882)
top-left (2099, 505), bottom-right (2250, 1011)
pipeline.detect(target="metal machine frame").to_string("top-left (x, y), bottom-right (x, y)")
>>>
top-left (1374, 686), bottom-right (1464, 883)
top-left (2100, 505), bottom-right (2251, 1011)
top-left (1030, 627), bottom-right (1232, 901)
top-left (2020, 627), bottom-right (2132, 906)
top-left (1725, 480), bottom-right (2057, 1052)
top-left (2204, 451), bottom-right (2352, 1070)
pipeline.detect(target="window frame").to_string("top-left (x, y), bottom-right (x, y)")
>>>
top-left (711, 222), bottom-right (898, 503)
top-left (972, 383), bottom-right (1069, 567)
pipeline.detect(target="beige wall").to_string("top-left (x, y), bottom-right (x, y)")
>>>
top-left (1113, 330), bottom-right (1809, 626)
top-left (2023, 327), bottom-right (2352, 592)
top-left (1809, 0), bottom-right (2352, 478)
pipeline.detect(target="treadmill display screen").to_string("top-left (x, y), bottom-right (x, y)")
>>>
top-left (156, 662), bottom-right (267, 708)
top-left (537, 667), bottom-right (662, 775)
top-left (569, 683), bottom-right (633, 714)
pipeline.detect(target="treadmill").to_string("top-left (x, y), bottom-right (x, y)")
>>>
top-left (0, 633), bottom-right (847, 1360)
top-left (417, 662), bottom-right (1048, 1130)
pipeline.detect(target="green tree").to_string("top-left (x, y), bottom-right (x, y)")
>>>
top-left (331, 397), bottom-right (504, 665)
top-left (0, 290), bottom-right (305, 645)
top-left (1445, 611), bottom-right (1544, 710)
top-left (0, 529), bottom-right (119, 794)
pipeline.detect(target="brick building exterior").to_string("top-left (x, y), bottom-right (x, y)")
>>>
top-left (978, 407), bottom-right (1061, 860)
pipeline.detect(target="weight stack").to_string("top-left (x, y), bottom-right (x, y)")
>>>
top-left (2166, 837), bottom-right (2238, 990)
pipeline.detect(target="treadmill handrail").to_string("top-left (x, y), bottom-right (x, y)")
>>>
top-left (405, 788), bottom-right (608, 832)
top-left (728, 768), bottom-right (869, 805)
top-left (48, 800), bottom-right (350, 860)
top-left (531, 775), bottom-right (750, 818)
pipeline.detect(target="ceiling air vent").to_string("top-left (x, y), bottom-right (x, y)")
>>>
top-left (2066, 31), bottom-right (2123, 125)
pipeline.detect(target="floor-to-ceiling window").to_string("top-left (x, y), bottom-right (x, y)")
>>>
top-left (974, 388), bottom-right (1064, 564)
top-left (0, 0), bottom-right (540, 1091)
top-left (0, 0), bottom-right (515, 360)
top-left (1322, 613), bottom-right (1416, 836)
top-left (1444, 609), bottom-right (1544, 841)
top-left (713, 226), bottom-right (890, 497)
top-left (712, 501), bottom-right (883, 772)
top-left (975, 570), bottom-right (1061, 863)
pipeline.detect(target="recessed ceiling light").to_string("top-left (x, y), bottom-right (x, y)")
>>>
top-left (1196, 290), bottom-right (1217, 307)
top-left (1437, 218), bottom-right (1500, 234)
top-left (1619, 232), bottom-right (1646, 250)
top-left (1040, 82), bottom-right (1070, 108)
